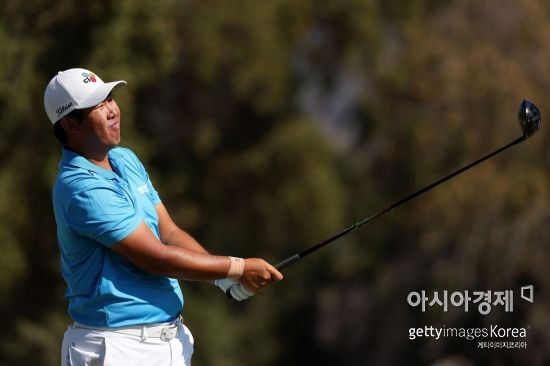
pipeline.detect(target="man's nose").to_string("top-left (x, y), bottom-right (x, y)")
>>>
top-left (106, 100), bottom-right (118, 116)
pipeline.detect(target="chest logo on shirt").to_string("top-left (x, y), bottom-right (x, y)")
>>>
top-left (137, 184), bottom-right (149, 194)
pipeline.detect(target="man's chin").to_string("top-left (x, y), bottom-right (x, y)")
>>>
top-left (105, 140), bottom-right (121, 150)
top-left (110, 136), bottom-right (121, 146)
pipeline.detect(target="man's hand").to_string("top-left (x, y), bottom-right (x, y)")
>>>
top-left (214, 279), bottom-right (254, 301)
top-left (228, 283), bottom-right (255, 301)
top-left (214, 278), bottom-right (235, 293)
top-left (240, 258), bottom-right (283, 293)
top-left (214, 258), bottom-right (283, 301)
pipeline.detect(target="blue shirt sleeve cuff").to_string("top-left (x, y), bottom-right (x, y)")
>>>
top-left (97, 216), bottom-right (143, 247)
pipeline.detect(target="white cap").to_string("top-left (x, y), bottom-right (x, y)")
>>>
top-left (44, 68), bottom-right (127, 124)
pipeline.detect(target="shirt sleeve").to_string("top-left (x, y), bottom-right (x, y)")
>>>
top-left (67, 184), bottom-right (142, 247)
top-left (123, 147), bottom-right (161, 205)
top-left (145, 174), bottom-right (161, 205)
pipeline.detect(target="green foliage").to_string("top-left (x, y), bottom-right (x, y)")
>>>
top-left (1, 0), bottom-right (549, 365)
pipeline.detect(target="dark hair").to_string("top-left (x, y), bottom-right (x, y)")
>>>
top-left (52, 109), bottom-right (85, 144)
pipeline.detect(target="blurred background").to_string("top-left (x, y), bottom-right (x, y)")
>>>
top-left (1, 0), bottom-right (549, 365)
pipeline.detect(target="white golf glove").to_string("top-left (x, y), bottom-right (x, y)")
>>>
top-left (214, 279), bottom-right (255, 301)
top-left (214, 278), bottom-right (234, 292)
top-left (229, 283), bottom-right (255, 301)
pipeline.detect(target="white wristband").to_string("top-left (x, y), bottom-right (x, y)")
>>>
top-left (227, 257), bottom-right (244, 280)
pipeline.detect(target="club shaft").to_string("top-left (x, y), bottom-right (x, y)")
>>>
top-left (275, 136), bottom-right (526, 270)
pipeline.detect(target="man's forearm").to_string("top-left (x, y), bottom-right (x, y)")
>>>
top-left (164, 227), bottom-right (210, 255)
top-left (113, 222), bottom-right (283, 291)
top-left (114, 222), bottom-right (229, 280)
top-left (152, 245), bottom-right (230, 280)
top-left (155, 203), bottom-right (210, 254)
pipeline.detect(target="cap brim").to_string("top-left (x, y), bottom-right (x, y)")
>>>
top-left (77, 80), bottom-right (127, 109)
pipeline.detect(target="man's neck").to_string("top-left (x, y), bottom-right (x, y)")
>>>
top-left (65, 143), bottom-right (113, 171)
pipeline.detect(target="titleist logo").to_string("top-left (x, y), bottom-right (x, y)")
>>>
top-left (56, 102), bottom-right (73, 116)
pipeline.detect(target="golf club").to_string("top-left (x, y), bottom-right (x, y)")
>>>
top-left (274, 99), bottom-right (541, 270)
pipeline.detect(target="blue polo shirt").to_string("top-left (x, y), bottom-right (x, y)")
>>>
top-left (52, 147), bottom-right (184, 327)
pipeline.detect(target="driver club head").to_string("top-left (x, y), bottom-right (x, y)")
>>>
top-left (518, 99), bottom-right (541, 138)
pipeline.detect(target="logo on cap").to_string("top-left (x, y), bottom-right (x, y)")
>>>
top-left (56, 101), bottom-right (73, 116)
top-left (82, 72), bottom-right (97, 83)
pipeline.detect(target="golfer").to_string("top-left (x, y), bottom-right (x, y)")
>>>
top-left (45, 68), bottom-right (283, 366)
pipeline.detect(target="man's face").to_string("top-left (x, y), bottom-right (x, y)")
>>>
top-left (80, 95), bottom-right (121, 148)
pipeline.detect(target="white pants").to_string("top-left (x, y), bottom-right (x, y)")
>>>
top-left (61, 319), bottom-right (194, 366)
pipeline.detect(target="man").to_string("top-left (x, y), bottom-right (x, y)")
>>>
top-left (44, 68), bottom-right (283, 366)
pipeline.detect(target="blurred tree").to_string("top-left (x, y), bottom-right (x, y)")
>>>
top-left (343, 0), bottom-right (550, 364)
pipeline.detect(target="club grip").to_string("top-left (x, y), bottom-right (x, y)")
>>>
top-left (275, 254), bottom-right (301, 270)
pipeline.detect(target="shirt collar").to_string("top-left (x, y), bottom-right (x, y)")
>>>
top-left (60, 147), bottom-right (123, 180)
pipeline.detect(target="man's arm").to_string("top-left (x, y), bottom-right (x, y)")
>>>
top-left (155, 203), bottom-right (209, 254)
top-left (111, 221), bottom-right (282, 293)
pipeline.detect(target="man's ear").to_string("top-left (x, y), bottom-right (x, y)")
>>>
top-left (59, 116), bottom-right (82, 136)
